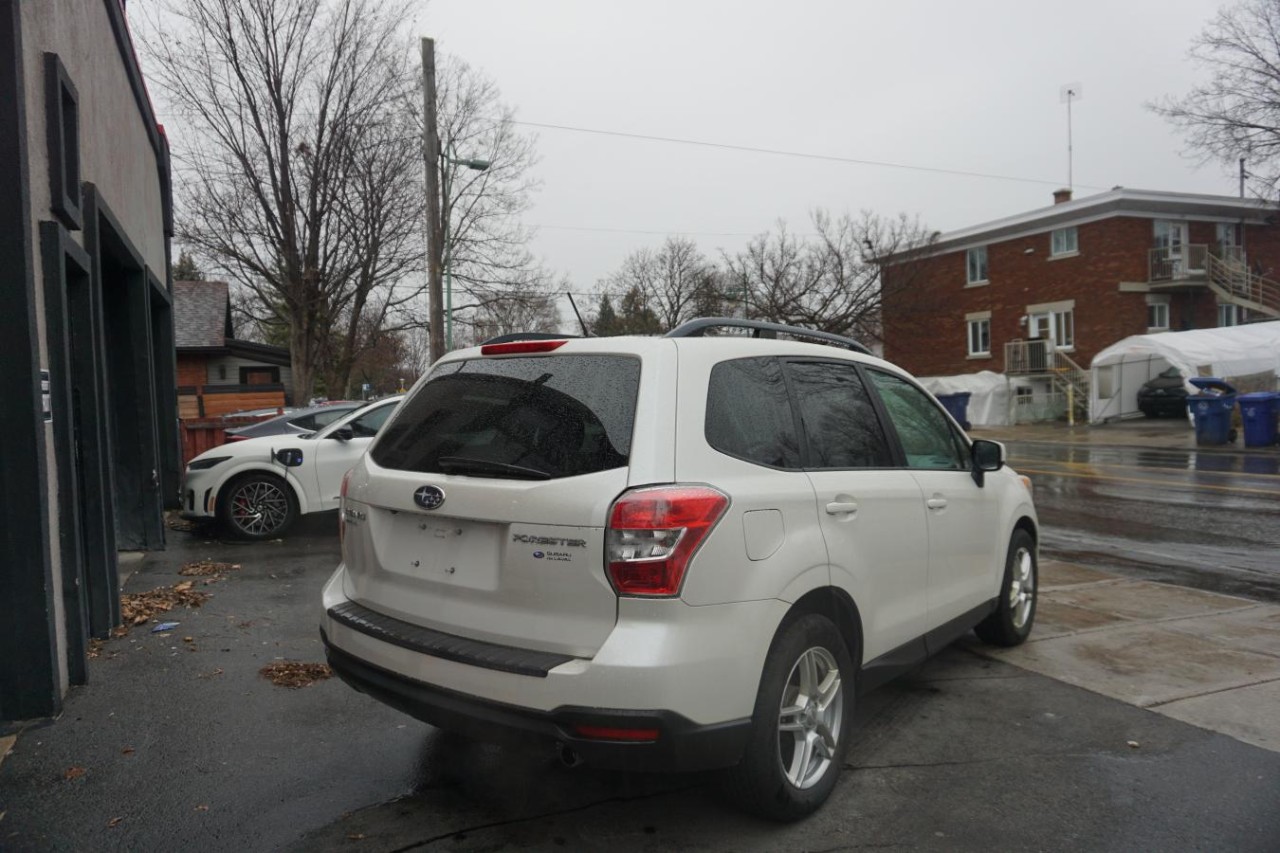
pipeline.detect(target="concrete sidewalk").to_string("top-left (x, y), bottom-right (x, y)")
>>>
top-left (970, 559), bottom-right (1280, 753)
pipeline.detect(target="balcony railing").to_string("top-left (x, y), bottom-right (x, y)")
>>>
top-left (1148, 244), bottom-right (1209, 282)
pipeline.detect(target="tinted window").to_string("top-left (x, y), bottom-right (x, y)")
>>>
top-left (312, 409), bottom-right (347, 428)
top-left (348, 402), bottom-right (396, 438)
top-left (288, 414), bottom-right (319, 430)
top-left (372, 355), bottom-right (640, 479)
top-left (867, 370), bottom-right (967, 470)
top-left (705, 357), bottom-right (800, 468)
top-left (784, 361), bottom-right (891, 468)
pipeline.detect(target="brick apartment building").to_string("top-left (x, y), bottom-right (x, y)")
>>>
top-left (880, 188), bottom-right (1280, 380)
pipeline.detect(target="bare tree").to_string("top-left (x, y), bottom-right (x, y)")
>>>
top-left (600, 236), bottom-right (716, 330)
top-left (722, 210), bottom-right (934, 346)
top-left (1151, 0), bottom-right (1280, 194)
top-left (138, 0), bottom-right (424, 400)
top-left (463, 290), bottom-right (562, 346)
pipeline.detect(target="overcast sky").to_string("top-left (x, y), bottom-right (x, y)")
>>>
top-left (417, 0), bottom-right (1234, 301)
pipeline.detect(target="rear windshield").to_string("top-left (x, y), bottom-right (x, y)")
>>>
top-left (371, 355), bottom-right (640, 479)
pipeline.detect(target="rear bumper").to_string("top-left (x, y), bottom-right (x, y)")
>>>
top-left (322, 631), bottom-right (751, 772)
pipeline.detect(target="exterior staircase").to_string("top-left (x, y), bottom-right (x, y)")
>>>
top-left (1205, 251), bottom-right (1280, 319)
top-left (1004, 339), bottom-right (1091, 424)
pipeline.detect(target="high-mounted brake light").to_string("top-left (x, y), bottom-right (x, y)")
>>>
top-left (480, 340), bottom-right (568, 356)
top-left (605, 485), bottom-right (729, 597)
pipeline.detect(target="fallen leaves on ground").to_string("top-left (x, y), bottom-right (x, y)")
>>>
top-left (197, 667), bottom-right (224, 679)
top-left (106, 817), bottom-right (123, 828)
top-left (194, 804), bottom-right (209, 812)
top-left (259, 661), bottom-right (333, 689)
top-left (64, 766), bottom-right (86, 782)
top-left (179, 560), bottom-right (240, 577)
top-left (121, 747), bottom-right (135, 756)
top-left (120, 581), bottom-right (210, 627)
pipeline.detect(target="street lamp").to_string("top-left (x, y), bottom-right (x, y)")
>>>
top-left (442, 150), bottom-right (490, 350)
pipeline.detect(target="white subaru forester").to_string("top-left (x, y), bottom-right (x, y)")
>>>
top-left (321, 319), bottom-right (1037, 820)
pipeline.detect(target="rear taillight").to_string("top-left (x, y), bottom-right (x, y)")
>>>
top-left (605, 485), bottom-right (729, 597)
top-left (225, 433), bottom-right (248, 442)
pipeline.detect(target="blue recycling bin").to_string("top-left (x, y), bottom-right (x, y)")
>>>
top-left (1238, 391), bottom-right (1280, 447)
top-left (1187, 378), bottom-right (1237, 446)
top-left (936, 392), bottom-right (972, 430)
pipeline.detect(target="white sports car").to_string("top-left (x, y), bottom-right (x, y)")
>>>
top-left (181, 395), bottom-right (403, 539)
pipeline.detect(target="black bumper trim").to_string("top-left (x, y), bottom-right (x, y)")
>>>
top-left (322, 631), bottom-right (751, 772)
top-left (327, 600), bottom-right (575, 678)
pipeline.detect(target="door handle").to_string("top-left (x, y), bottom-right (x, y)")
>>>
top-left (825, 501), bottom-right (859, 515)
top-left (926, 496), bottom-right (948, 510)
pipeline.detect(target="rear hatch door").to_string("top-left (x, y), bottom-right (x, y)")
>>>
top-left (344, 351), bottom-right (645, 657)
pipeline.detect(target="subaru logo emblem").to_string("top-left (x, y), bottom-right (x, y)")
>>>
top-left (413, 485), bottom-right (446, 510)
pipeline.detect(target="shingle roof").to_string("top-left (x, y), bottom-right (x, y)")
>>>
top-left (173, 280), bottom-right (232, 349)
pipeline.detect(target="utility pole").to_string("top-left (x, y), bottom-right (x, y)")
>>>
top-left (421, 37), bottom-right (444, 364)
top-left (1240, 157), bottom-right (1247, 198)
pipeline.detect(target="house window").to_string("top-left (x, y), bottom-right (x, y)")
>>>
top-left (1027, 300), bottom-right (1075, 350)
top-left (966, 246), bottom-right (988, 285)
top-left (1216, 223), bottom-right (1238, 249)
top-left (217, 364), bottom-right (227, 381)
top-left (240, 366), bottom-right (281, 385)
top-left (966, 312), bottom-right (991, 357)
top-left (1050, 227), bottom-right (1078, 256)
top-left (1146, 296), bottom-right (1170, 331)
top-left (1218, 304), bottom-right (1246, 327)
top-left (44, 54), bottom-right (82, 230)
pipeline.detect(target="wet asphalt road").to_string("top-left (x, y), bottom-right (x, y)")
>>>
top-left (1005, 441), bottom-right (1280, 602)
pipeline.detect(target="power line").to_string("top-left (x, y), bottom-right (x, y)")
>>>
top-left (533, 223), bottom-right (772, 238)
top-left (512, 120), bottom-right (1109, 191)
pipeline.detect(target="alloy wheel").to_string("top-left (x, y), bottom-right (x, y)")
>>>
top-left (776, 646), bottom-right (843, 789)
top-left (1009, 546), bottom-right (1035, 629)
top-left (229, 480), bottom-right (290, 537)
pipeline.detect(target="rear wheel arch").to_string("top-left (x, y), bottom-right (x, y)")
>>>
top-left (1013, 515), bottom-right (1038, 548)
top-left (783, 587), bottom-right (863, 670)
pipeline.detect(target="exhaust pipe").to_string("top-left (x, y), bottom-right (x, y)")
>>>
top-left (556, 742), bottom-right (582, 768)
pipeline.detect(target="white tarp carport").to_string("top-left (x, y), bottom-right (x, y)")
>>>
top-left (918, 370), bottom-right (1027, 427)
top-left (1089, 321), bottom-right (1280, 423)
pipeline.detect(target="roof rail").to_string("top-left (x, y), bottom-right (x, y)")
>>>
top-left (664, 317), bottom-right (871, 355)
top-left (478, 332), bottom-right (580, 346)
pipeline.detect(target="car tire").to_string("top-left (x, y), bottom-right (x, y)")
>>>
top-left (217, 472), bottom-right (298, 541)
top-left (975, 529), bottom-right (1037, 647)
top-left (723, 613), bottom-right (855, 822)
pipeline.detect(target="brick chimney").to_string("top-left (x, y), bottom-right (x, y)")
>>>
top-left (1053, 188), bottom-right (1073, 205)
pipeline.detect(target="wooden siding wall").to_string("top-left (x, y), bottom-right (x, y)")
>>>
top-left (177, 383), bottom-right (287, 419)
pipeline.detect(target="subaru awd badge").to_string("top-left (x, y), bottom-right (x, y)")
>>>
top-left (413, 485), bottom-right (446, 510)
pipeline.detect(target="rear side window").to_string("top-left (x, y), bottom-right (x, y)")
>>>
top-left (347, 402), bottom-right (396, 438)
top-left (371, 355), bottom-right (640, 479)
top-left (866, 370), bottom-right (968, 470)
top-left (784, 361), bottom-right (892, 469)
top-left (705, 357), bottom-right (800, 468)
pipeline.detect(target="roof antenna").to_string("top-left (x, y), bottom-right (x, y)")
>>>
top-left (565, 291), bottom-right (591, 337)
top-left (1060, 83), bottom-right (1082, 190)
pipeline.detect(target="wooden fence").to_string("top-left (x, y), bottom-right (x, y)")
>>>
top-left (177, 384), bottom-right (289, 467)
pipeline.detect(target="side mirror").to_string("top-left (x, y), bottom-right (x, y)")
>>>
top-left (970, 439), bottom-right (1004, 487)
top-left (274, 448), bottom-right (304, 467)
top-left (330, 426), bottom-right (354, 442)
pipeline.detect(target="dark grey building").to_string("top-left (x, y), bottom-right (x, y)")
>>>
top-left (1, 0), bottom-right (177, 721)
